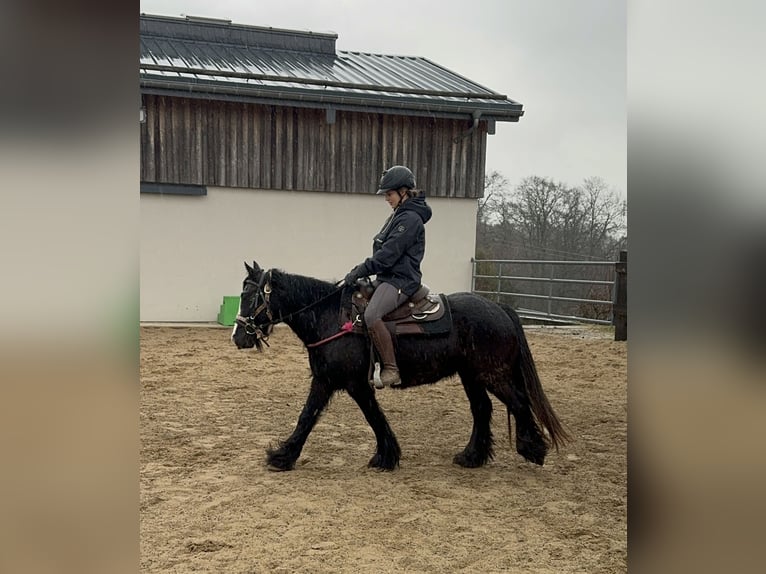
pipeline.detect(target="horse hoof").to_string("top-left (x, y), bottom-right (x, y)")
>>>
top-left (266, 449), bottom-right (296, 471)
top-left (521, 452), bottom-right (545, 466)
top-left (266, 463), bottom-right (292, 472)
top-left (516, 440), bottom-right (547, 466)
top-left (453, 451), bottom-right (486, 468)
top-left (368, 453), bottom-right (397, 471)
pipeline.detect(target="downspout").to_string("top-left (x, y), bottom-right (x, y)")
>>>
top-left (452, 110), bottom-right (482, 143)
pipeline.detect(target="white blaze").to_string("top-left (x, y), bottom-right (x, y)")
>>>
top-left (230, 299), bottom-right (244, 341)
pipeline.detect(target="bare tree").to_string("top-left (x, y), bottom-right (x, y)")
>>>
top-left (476, 170), bottom-right (518, 259)
top-left (477, 170), bottom-right (509, 226)
top-left (508, 176), bottom-right (574, 254)
top-left (491, 175), bottom-right (626, 260)
top-left (475, 171), bottom-right (627, 319)
top-left (580, 176), bottom-right (627, 258)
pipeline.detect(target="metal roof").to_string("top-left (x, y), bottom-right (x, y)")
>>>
top-left (140, 14), bottom-right (523, 122)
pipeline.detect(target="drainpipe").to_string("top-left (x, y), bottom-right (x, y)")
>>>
top-left (452, 110), bottom-right (482, 143)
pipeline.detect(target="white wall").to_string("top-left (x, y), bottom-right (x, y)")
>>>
top-left (140, 187), bottom-right (478, 322)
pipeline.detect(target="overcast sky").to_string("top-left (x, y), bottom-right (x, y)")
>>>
top-left (140, 0), bottom-right (626, 197)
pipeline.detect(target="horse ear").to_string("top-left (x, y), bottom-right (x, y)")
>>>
top-left (244, 261), bottom-right (262, 278)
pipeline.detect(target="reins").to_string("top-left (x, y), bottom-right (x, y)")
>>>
top-left (265, 284), bottom-right (345, 328)
top-left (236, 269), bottom-right (347, 349)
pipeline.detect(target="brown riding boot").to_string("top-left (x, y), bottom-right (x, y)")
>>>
top-left (368, 319), bottom-right (401, 388)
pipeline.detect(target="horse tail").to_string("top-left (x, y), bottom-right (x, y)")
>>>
top-left (500, 304), bottom-right (571, 451)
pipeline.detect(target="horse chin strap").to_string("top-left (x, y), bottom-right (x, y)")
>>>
top-left (236, 270), bottom-right (274, 348)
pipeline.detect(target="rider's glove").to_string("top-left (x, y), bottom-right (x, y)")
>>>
top-left (344, 265), bottom-right (366, 286)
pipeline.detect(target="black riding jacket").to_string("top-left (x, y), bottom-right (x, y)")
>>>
top-left (356, 195), bottom-right (432, 296)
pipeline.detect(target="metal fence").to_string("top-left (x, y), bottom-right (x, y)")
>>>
top-left (471, 258), bottom-right (619, 325)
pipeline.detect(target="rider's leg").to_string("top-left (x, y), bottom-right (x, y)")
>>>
top-left (364, 282), bottom-right (407, 388)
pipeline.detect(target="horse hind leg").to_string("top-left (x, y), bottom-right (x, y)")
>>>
top-left (454, 370), bottom-right (495, 468)
top-left (488, 376), bottom-right (548, 466)
top-left (512, 398), bottom-right (548, 466)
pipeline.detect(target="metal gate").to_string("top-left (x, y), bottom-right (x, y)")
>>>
top-left (471, 257), bottom-right (622, 326)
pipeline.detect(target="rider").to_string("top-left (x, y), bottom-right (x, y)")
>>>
top-left (343, 165), bottom-right (432, 388)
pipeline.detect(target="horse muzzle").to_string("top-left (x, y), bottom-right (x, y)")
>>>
top-left (234, 315), bottom-right (272, 349)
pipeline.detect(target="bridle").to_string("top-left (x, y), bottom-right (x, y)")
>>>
top-left (235, 270), bottom-right (275, 348)
top-left (234, 268), bottom-right (346, 349)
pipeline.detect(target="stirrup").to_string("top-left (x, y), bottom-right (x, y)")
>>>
top-left (375, 367), bottom-right (401, 389)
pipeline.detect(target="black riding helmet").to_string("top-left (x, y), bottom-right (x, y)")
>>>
top-left (376, 165), bottom-right (416, 194)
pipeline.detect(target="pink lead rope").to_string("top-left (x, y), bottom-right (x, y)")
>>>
top-left (306, 321), bottom-right (355, 349)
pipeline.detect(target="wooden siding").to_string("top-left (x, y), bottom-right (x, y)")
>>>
top-left (140, 94), bottom-right (488, 198)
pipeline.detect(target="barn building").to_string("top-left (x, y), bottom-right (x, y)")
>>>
top-left (140, 13), bottom-right (523, 322)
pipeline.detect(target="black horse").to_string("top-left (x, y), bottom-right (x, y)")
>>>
top-left (232, 261), bottom-right (569, 471)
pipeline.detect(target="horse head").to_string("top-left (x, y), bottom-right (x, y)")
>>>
top-left (231, 261), bottom-right (274, 351)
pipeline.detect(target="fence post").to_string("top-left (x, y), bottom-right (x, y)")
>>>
top-left (496, 261), bottom-right (502, 303)
top-left (547, 263), bottom-right (554, 320)
top-left (613, 250), bottom-right (627, 341)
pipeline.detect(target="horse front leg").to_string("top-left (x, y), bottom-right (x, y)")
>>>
top-left (266, 376), bottom-right (333, 471)
top-left (454, 371), bottom-right (495, 468)
top-left (346, 380), bottom-right (401, 470)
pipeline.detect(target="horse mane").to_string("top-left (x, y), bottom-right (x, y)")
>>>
top-left (270, 268), bottom-right (337, 301)
top-left (268, 269), bottom-right (344, 335)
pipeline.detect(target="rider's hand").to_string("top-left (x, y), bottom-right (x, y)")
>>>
top-left (344, 266), bottom-right (364, 286)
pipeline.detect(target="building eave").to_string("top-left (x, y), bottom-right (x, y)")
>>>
top-left (139, 77), bottom-right (524, 122)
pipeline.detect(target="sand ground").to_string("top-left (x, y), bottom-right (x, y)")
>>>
top-left (140, 324), bottom-right (626, 573)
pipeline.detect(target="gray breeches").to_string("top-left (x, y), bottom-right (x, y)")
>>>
top-left (364, 281), bottom-right (408, 326)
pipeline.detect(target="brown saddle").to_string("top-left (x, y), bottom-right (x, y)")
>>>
top-left (342, 280), bottom-right (450, 336)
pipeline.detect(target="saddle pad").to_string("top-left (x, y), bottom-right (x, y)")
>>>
top-left (392, 294), bottom-right (452, 336)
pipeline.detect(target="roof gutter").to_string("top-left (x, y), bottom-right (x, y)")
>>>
top-left (139, 76), bottom-right (524, 121)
